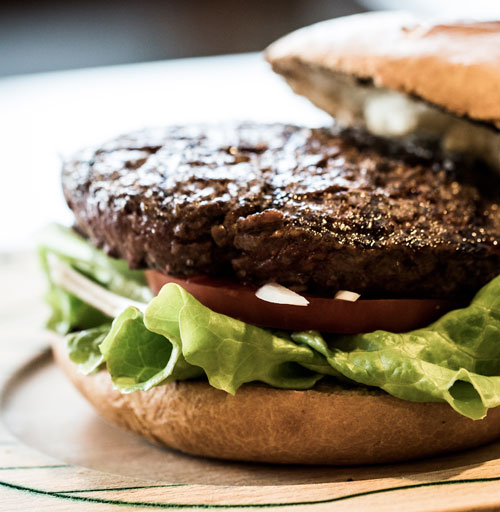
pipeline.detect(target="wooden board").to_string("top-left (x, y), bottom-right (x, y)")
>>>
top-left (3, 253), bottom-right (500, 510)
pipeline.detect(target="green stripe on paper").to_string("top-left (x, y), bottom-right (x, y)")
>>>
top-left (0, 465), bottom-right (70, 470)
top-left (1, 476), bottom-right (500, 508)
top-left (62, 484), bottom-right (189, 493)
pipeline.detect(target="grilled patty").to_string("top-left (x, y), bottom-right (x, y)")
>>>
top-left (62, 123), bottom-right (500, 299)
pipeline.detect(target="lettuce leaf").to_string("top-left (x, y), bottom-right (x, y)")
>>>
top-left (144, 284), bottom-right (326, 393)
top-left (39, 224), bottom-right (152, 333)
top-left (99, 307), bottom-right (202, 392)
top-left (67, 324), bottom-right (110, 374)
top-left (44, 285), bottom-right (110, 335)
top-left (293, 277), bottom-right (500, 420)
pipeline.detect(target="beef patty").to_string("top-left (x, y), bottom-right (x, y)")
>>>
top-left (62, 123), bottom-right (500, 299)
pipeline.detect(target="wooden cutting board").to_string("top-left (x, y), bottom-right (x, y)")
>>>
top-left (2, 253), bottom-right (500, 511)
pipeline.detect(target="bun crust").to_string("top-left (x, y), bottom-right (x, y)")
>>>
top-left (266, 12), bottom-right (500, 129)
top-left (53, 339), bottom-right (500, 465)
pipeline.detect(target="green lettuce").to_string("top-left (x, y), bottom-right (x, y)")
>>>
top-left (44, 285), bottom-right (109, 335)
top-left (99, 307), bottom-right (202, 392)
top-left (39, 223), bottom-right (152, 333)
top-left (144, 284), bottom-right (327, 392)
top-left (40, 224), bottom-right (500, 420)
top-left (67, 324), bottom-right (110, 374)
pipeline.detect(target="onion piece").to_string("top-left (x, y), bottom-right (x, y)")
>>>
top-left (334, 290), bottom-right (361, 302)
top-left (255, 282), bottom-right (309, 307)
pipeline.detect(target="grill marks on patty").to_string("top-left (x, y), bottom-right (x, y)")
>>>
top-left (62, 123), bottom-right (500, 299)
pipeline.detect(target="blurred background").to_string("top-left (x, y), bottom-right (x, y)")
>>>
top-left (4, 0), bottom-right (500, 77)
top-left (0, 0), bottom-right (367, 77)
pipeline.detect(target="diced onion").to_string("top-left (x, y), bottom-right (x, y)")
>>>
top-left (334, 290), bottom-right (361, 302)
top-left (255, 283), bottom-right (309, 306)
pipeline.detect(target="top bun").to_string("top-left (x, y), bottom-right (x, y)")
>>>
top-left (266, 12), bottom-right (500, 129)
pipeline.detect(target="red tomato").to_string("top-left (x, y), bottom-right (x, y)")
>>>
top-left (146, 271), bottom-right (459, 334)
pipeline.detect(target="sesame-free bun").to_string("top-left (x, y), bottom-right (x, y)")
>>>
top-left (52, 338), bottom-right (500, 465)
top-left (266, 12), bottom-right (500, 129)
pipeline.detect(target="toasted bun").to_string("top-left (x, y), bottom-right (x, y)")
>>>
top-left (266, 12), bottom-right (500, 129)
top-left (52, 338), bottom-right (500, 465)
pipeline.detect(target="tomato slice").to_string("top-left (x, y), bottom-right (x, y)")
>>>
top-left (145, 270), bottom-right (460, 334)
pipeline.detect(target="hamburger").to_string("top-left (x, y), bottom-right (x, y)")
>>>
top-left (40, 12), bottom-right (500, 465)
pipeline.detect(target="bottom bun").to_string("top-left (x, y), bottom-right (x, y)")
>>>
top-left (52, 339), bottom-right (500, 465)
